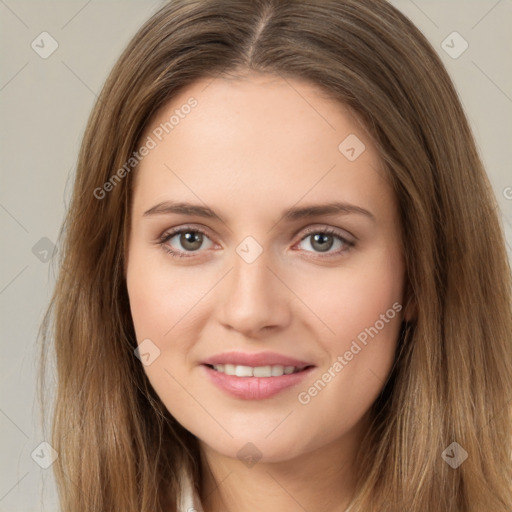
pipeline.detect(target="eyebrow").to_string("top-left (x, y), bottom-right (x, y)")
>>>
top-left (143, 200), bottom-right (375, 223)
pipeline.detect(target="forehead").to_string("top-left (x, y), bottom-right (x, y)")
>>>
top-left (132, 72), bottom-right (393, 224)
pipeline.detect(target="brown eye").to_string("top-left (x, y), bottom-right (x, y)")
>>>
top-left (159, 227), bottom-right (215, 257)
top-left (297, 228), bottom-right (354, 256)
top-left (309, 233), bottom-right (335, 252)
top-left (177, 231), bottom-right (204, 251)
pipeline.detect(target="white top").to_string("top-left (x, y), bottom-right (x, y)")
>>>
top-left (178, 468), bottom-right (204, 512)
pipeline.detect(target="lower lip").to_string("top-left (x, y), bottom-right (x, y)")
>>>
top-left (201, 365), bottom-right (315, 400)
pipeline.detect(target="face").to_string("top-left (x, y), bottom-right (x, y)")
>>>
top-left (126, 71), bottom-right (406, 464)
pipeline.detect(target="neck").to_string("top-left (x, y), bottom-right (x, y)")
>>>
top-left (198, 414), bottom-right (370, 512)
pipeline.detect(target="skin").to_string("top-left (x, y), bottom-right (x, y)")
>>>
top-left (126, 71), bottom-right (409, 512)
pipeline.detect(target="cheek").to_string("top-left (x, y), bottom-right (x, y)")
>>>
top-left (126, 247), bottom-right (217, 407)
top-left (295, 247), bottom-right (404, 346)
top-left (126, 246), bottom-right (207, 340)
top-left (126, 251), bottom-right (205, 418)
top-left (291, 247), bottom-right (404, 412)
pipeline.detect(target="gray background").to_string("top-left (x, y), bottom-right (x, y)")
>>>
top-left (1, 1), bottom-right (511, 510)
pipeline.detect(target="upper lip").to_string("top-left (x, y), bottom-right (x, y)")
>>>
top-left (202, 351), bottom-right (314, 368)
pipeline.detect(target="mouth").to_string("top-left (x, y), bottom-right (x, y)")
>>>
top-left (200, 353), bottom-right (316, 400)
top-left (204, 363), bottom-right (312, 377)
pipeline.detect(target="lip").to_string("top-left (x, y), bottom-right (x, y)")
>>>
top-left (201, 351), bottom-right (315, 400)
top-left (202, 365), bottom-right (315, 400)
top-left (202, 351), bottom-right (313, 368)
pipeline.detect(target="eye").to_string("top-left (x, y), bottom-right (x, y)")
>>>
top-left (158, 226), bottom-right (215, 258)
top-left (157, 225), bottom-right (355, 259)
top-left (295, 227), bottom-right (354, 256)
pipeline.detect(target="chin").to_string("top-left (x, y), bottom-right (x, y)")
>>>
top-left (201, 435), bottom-right (306, 464)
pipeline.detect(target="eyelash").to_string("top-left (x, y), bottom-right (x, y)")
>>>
top-left (157, 225), bottom-right (355, 259)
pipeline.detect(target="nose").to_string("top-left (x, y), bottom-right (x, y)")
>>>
top-left (217, 247), bottom-right (292, 338)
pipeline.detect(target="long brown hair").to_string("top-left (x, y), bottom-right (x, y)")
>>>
top-left (39, 0), bottom-right (512, 510)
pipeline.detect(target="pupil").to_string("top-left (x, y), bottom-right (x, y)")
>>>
top-left (312, 233), bottom-right (333, 252)
top-left (181, 231), bottom-right (202, 250)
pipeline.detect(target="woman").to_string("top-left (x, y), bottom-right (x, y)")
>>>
top-left (39, 0), bottom-right (512, 510)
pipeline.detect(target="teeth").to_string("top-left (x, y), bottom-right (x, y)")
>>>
top-left (254, 365), bottom-right (272, 377)
top-left (271, 365), bottom-right (284, 376)
top-left (212, 364), bottom-right (300, 377)
top-left (235, 365), bottom-right (253, 377)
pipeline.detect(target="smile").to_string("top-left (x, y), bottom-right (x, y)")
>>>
top-left (208, 364), bottom-right (306, 377)
top-left (202, 363), bottom-right (314, 400)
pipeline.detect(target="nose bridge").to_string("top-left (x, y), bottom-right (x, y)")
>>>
top-left (232, 245), bottom-right (272, 297)
top-left (218, 241), bottom-right (290, 335)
